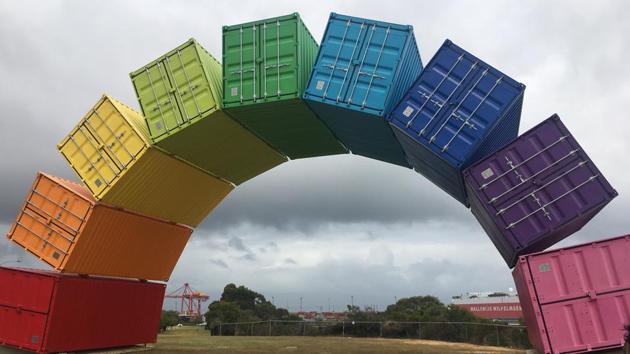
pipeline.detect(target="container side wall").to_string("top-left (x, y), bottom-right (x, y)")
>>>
top-left (100, 147), bottom-right (233, 227)
top-left (307, 100), bottom-right (409, 166)
top-left (45, 276), bottom-right (165, 352)
top-left (298, 15), bottom-right (319, 95)
top-left (464, 115), bottom-right (617, 266)
top-left (391, 124), bottom-right (465, 203)
top-left (63, 205), bottom-right (192, 281)
top-left (384, 31), bottom-right (422, 115)
top-left (467, 94), bottom-right (523, 166)
top-left (155, 109), bottom-right (287, 185)
top-left (227, 99), bottom-right (347, 159)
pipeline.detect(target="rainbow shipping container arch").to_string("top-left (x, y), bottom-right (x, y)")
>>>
top-left (4, 11), bottom-right (625, 354)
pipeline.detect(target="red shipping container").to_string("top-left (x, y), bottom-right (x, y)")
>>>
top-left (513, 235), bottom-right (630, 354)
top-left (0, 267), bottom-right (164, 353)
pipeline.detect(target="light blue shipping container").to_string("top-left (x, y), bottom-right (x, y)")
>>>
top-left (304, 13), bottom-right (422, 167)
top-left (388, 40), bottom-right (525, 205)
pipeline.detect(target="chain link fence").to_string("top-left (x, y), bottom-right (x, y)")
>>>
top-left (208, 320), bottom-right (529, 348)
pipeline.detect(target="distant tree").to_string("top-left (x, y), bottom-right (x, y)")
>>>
top-left (205, 301), bottom-right (241, 328)
top-left (221, 283), bottom-right (269, 311)
top-left (385, 296), bottom-right (448, 322)
top-left (159, 310), bottom-right (180, 332)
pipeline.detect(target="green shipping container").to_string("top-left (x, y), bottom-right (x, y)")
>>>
top-left (130, 38), bottom-right (286, 185)
top-left (223, 13), bottom-right (347, 159)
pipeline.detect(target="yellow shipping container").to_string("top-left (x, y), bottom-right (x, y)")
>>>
top-left (58, 95), bottom-right (233, 227)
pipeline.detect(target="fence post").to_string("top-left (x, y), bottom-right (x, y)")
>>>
top-left (380, 322), bottom-right (383, 337)
top-left (219, 322), bottom-right (222, 336)
top-left (418, 323), bottom-right (421, 339)
top-left (464, 324), bottom-right (468, 342)
top-left (496, 325), bottom-right (500, 346)
top-left (251, 323), bottom-right (254, 336)
top-left (268, 320), bottom-right (272, 336)
top-left (235, 323), bottom-right (238, 336)
top-left (342, 321), bottom-right (345, 337)
top-left (303, 322), bottom-right (306, 336)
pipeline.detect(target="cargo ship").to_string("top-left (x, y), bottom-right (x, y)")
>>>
top-left (451, 290), bottom-right (523, 324)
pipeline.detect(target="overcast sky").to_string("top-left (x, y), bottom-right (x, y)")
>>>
top-left (1, 0), bottom-right (629, 312)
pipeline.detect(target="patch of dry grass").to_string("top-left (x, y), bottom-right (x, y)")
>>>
top-left (152, 326), bottom-right (526, 354)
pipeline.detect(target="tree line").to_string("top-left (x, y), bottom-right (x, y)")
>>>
top-left (199, 283), bottom-right (530, 348)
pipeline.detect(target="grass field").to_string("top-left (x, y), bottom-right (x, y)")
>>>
top-left (153, 327), bottom-right (526, 354)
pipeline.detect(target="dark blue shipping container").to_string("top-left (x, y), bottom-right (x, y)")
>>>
top-left (388, 40), bottom-right (525, 205)
top-left (304, 13), bottom-right (422, 167)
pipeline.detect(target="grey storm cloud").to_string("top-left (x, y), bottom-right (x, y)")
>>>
top-left (228, 236), bottom-right (249, 252)
top-left (2, 0), bottom-right (630, 309)
top-left (209, 259), bottom-right (230, 270)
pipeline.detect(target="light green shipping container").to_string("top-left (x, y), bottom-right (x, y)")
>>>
top-left (130, 38), bottom-right (286, 185)
top-left (223, 13), bottom-right (347, 159)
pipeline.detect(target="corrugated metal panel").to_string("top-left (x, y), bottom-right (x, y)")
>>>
top-left (464, 115), bottom-right (617, 267)
top-left (304, 13), bottom-right (422, 166)
top-left (58, 95), bottom-right (233, 226)
top-left (513, 235), bottom-right (630, 354)
top-left (130, 39), bottom-right (286, 185)
top-left (388, 40), bottom-right (525, 205)
top-left (223, 13), bottom-right (346, 159)
top-left (0, 267), bottom-right (164, 353)
top-left (6, 172), bottom-right (192, 281)
top-left (99, 147), bottom-right (231, 227)
top-left (226, 99), bottom-right (346, 158)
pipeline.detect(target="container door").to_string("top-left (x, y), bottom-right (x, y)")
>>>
top-left (430, 67), bottom-right (521, 165)
top-left (525, 237), bottom-right (630, 305)
top-left (541, 291), bottom-right (630, 353)
top-left (224, 24), bottom-right (259, 105)
top-left (343, 23), bottom-right (407, 114)
top-left (0, 306), bottom-right (47, 353)
top-left (260, 17), bottom-right (298, 100)
top-left (390, 44), bottom-right (473, 138)
top-left (164, 43), bottom-right (218, 124)
top-left (85, 98), bottom-right (145, 172)
top-left (0, 268), bottom-right (57, 314)
top-left (10, 175), bottom-right (91, 268)
top-left (469, 117), bottom-right (616, 249)
top-left (130, 61), bottom-right (181, 140)
top-left (58, 120), bottom-right (121, 197)
top-left (306, 16), bottom-right (368, 103)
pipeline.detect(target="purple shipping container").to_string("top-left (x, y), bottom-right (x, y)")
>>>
top-left (463, 115), bottom-right (617, 267)
top-left (513, 234), bottom-right (630, 354)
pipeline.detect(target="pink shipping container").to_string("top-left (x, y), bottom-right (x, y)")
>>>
top-left (0, 267), bottom-right (165, 353)
top-left (513, 235), bottom-right (630, 354)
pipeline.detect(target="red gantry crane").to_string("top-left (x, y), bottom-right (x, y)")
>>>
top-left (165, 283), bottom-right (209, 320)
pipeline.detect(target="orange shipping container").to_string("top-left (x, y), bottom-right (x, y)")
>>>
top-left (6, 172), bottom-right (192, 281)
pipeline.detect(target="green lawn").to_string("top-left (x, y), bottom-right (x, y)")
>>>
top-left (152, 327), bottom-right (526, 354)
